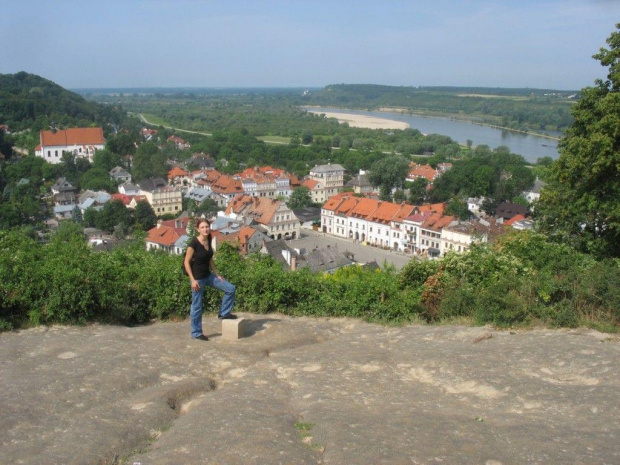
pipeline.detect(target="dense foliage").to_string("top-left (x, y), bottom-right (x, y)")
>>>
top-left (536, 24), bottom-right (620, 258)
top-left (430, 145), bottom-right (536, 206)
top-left (1, 226), bottom-right (618, 333)
top-left (0, 72), bottom-right (128, 138)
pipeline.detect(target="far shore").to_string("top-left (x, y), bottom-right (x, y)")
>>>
top-left (307, 110), bottom-right (410, 130)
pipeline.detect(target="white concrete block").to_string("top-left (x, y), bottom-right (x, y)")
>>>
top-left (222, 318), bottom-right (246, 341)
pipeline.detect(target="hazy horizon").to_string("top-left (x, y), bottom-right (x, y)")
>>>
top-left (2, 1), bottom-right (619, 91)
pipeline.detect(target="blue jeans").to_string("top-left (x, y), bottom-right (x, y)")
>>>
top-left (190, 274), bottom-right (236, 338)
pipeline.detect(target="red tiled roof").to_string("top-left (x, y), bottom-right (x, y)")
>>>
top-left (408, 163), bottom-right (437, 182)
top-left (421, 213), bottom-right (456, 232)
top-left (368, 201), bottom-right (401, 224)
top-left (349, 198), bottom-right (380, 218)
top-left (146, 225), bottom-right (185, 247)
top-left (111, 193), bottom-right (131, 205)
top-left (393, 204), bottom-right (416, 223)
top-left (417, 203), bottom-right (445, 214)
top-left (225, 195), bottom-right (281, 225)
top-left (168, 166), bottom-right (189, 179)
top-left (303, 179), bottom-right (319, 190)
top-left (212, 175), bottom-right (243, 195)
top-left (504, 214), bottom-right (526, 226)
top-left (40, 127), bottom-right (105, 146)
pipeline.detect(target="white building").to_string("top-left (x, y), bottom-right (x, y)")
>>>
top-left (35, 127), bottom-right (105, 164)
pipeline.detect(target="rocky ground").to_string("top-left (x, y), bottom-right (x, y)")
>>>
top-left (2, 314), bottom-right (619, 464)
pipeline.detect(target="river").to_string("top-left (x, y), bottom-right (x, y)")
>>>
top-left (310, 107), bottom-right (562, 163)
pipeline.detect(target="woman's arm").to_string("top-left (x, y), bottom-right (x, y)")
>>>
top-left (185, 247), bottom-right (200, 291)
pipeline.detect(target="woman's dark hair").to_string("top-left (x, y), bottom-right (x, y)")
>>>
top-left (195, 218), bottom-right (212, 250)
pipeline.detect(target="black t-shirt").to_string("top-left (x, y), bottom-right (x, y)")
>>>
top-left (189, 236), bottom-right (213, 279)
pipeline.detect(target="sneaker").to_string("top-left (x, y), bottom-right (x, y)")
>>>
top-left (192, 334), bottom-right (209, 341)
top-left (218, 313), bottom-right (238, 320)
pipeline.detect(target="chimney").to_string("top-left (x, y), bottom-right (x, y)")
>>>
top-left (243, 235), bottom-right (249, 255)
top-left (291, 256), bottom-right (297, 271)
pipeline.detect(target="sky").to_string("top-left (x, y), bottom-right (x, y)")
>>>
top-left (2, 0), bottom-right (619, 91)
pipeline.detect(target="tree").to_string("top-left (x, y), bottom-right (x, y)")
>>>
top-left (132, 141), bottom-right (168, 181)
top-left (80, 167), bottom-right (116, 192)
top-left (134, 200), bottom-right (157, 231)
top-left (287, 186), bottom-right (314, 209)
top-left (368, 154), bottom-right (410, 195)
top-left (106, 133), bottom-right (137, 157)
top-left (93, 148), bottom-right (121, 172)
top-left (95, 199), bottom-right (131, 233)
top-left (408, 177), bottom-right (428, 205)
top-left (536, 24), bottom-right (620, 258)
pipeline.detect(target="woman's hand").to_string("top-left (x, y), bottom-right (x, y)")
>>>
top-left (191, 279), bottom-right (200, 291)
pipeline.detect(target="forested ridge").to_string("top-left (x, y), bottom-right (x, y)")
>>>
top-left (0, 72), bottom-right (127, 133)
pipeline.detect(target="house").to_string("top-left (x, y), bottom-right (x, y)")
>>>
top-left (345, 171), bottom-right (373, 194)
top-left (185, 187), bottom-right (227, 209)
top-left (210, 174), bottom-right (244, 201)
top-left (128, 195), bottom-right (148, 209)
top-left (141, 128), bottom-right (158, 141)
top-left (437, 163), bottom-right (453, 174)
top-left (110, 193), bottom-right (132, 206)
top-left (259, 240), bottom-right (353, 273)
top-left (406, 163), bottom-right (437, 183)
top-left (189, 153), bottom-right (216, 170)
top-left (51, 177), bottom-right (76, 195)
top-left (403, 211), bottom-right (432, 253)
top-left (303, 246), bottom-right (355, 273)
top-left (260, 239), bottom-right (302, 270)
top-left (419, 213), bottom-right (456, 258)
top-left (496, 202), bottom-right (528, 221)
top-left (215, 225), bottom-right (270, 255)
top-left (35, 127), bottom-right (105, 164)
top-left (292, 207), bottom-right (322, 229)
top-left (306, 163), bottom-right (345, 203)
top-left (53, 204), bottom-right (79, 220)
top-left (168, 166), bottom-right (190, 185)
top-left (167, 135), bottom-right (190, 150)
top-left (50, 177), bottom-right (77, 205)
top-left (78, 190), bottom-right (111, 214)
top-left (235, 166), bottom-right (294, 199)
top-left (225, 195), bottom-right (300, 240)
top-left (119, 182), bottom-right (141, 196)
top-left (137, 178), bottom-right (183, 216)
top-left (109, 166), bottom-right (132, 184)
top-left (467, 197), bottom-right (485, 217)
top-left (522, 178), bottom-right (546, 204)
top-left (146, 222), bottom-right (187, 253)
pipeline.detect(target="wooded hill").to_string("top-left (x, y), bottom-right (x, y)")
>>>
top-left (0, 72), bottom-right (127, 133)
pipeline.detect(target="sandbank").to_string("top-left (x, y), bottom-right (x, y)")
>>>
top-left (308, 110), bottom-right (409, 130)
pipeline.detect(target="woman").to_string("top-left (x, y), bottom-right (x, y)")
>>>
top-left (184, 218), bottom-right (237, 341)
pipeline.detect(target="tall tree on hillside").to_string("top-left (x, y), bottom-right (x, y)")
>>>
top-left (132, 141), bottom-right (168, 181)
top-left (536, 24), bottom-right (620, 258)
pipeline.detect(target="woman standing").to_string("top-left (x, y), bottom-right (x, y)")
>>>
top-left (184, 218), bottom-right (237, 341)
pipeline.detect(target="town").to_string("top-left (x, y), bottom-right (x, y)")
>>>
top-left (35, 124), bottom-right (540, 272)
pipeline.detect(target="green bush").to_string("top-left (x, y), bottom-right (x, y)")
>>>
top-left (0, 226), bottom-right (618, 332)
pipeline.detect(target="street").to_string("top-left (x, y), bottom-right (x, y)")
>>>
top-left (288, 229), bottom-right (415, 270)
